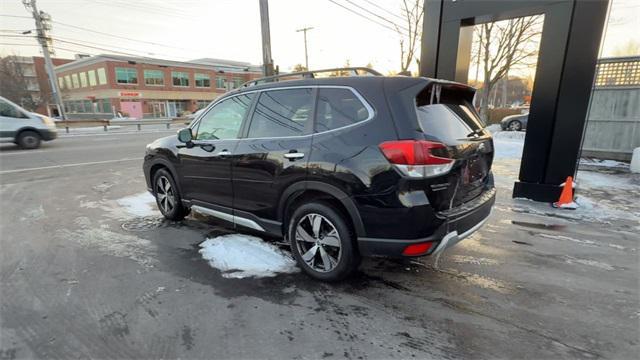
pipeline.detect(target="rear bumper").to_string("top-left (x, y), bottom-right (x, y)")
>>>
top-left (357, 187), bottom-right (495, 257)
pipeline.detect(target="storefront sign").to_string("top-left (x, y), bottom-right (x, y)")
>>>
top-left (119, 91), bottom-right (141, 97)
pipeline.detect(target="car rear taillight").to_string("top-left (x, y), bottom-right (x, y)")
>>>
top-left (379, 140), bottom-right (454, 178)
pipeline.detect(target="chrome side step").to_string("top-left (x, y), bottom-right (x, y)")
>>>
top-left (191, 205), bottom-right (266, 232)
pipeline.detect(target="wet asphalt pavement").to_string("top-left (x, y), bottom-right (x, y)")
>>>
top-left (0, 132), bottom-right (638, 359)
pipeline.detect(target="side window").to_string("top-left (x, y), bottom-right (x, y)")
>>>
top-left (247, 88), bottom-right (313, 138)
top-left (315, 88), bottom-right (369, 132)
top-left (195, 94), bottom-right (254, 140)
top-left (0, 100), bottom-right (27, 118)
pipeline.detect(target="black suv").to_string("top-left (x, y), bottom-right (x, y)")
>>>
top-left (143, 68), bottom-right (495, 281)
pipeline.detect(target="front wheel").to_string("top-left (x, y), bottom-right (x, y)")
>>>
top-left (288, 202), bottom-right (360, 281)
top-left (153, 169), bottom-right (189, 221)
top-left (17, 131), bottom-right (41, 149)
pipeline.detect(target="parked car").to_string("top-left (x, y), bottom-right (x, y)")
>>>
top-left (500, 113), bottom-right (528, 131)
top-left (0, 96), bottom-right (58, 149)
top-left (143, 69), bottom-right (495, 281)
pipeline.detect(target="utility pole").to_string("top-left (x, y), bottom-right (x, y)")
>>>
top-left (296, 26), bottom-right (313, 70)
top-left (23, 0), bottom-right (66, 119)
top-left (259, 0), bottom-right (274, 76)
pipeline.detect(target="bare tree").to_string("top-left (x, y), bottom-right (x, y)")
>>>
top-left (473, 16), bottom-right (543, 121)
top-left (0, 55), bottom-right (37, 110)
top-left (396, 0), bottom-right (423, 73)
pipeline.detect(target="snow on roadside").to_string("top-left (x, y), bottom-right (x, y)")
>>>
top-left (116, 192), bottom-right (159, 217)
top-left (199, 234), bottom-right (299, 279)
top-left (491, 129), bottom-right (640, 224)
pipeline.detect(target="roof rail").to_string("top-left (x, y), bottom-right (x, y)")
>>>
top-left (241, 67), bottom-right (382, 88)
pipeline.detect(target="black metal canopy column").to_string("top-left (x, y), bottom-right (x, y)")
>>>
top-left (420, 0), bottom-right (609, 202)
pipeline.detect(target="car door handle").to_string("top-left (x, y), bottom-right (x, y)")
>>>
top-left (217, 150), bottom-right (232, 156)
top-left (284, 152), bottom-right (305, 160)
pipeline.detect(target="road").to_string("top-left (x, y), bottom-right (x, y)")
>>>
top-left (0, 132), bottom-right (638, 359)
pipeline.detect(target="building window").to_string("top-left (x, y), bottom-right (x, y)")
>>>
top-left (71, 73), bottom-right (80, 88)
top-left (97, 68), bottom-right (107, 85)
top-left (215, 76), bottom-right (226, 89)
top-left (233, 77), bottom-right (243, 89)
top-left (116, 67), bottom-right (138, 84)
top-left (144, 69), bottom-right (164, 86)
top-left (58, 77), bottom-right (64, 89)
top-left (195, 73), bottom-right (210, 88)
top-left (64, 75), bottom-right (71, 89)
top-left (79, 72), bottom-right (88, 87)
top-left (88, 70), bottom-right (97, 86)
top-left (196, 100), bottom-right (209, 110)
top-left (172, 71), bottom-right (189, 87)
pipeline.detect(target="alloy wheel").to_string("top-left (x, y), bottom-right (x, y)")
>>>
top-left (295, 213), bottom-right (342, 273)
top-left (155, 176), bottom-right (175, 214)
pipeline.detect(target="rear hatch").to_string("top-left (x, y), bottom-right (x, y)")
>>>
top-left (384, 79), bottom-right (494, 212)
top-left (416, 82), bottom-right (493, 211)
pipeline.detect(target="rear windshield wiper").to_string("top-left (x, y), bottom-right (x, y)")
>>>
top-left (466, 126), bottom-right (487, 138)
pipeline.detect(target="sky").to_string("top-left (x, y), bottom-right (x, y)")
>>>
top-left (0, 0), bottom-right (414, 73)
top-left (0, 0), bottom-right (638, 75)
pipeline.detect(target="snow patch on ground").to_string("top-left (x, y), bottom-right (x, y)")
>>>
top-left (116, 192), bottom-right (159, 217)
top-left (576, 170), bottom-right (638, 191)
top-left (564, 256), bottom-right (615, 271)
top-left (60, 217), bottom-right (156, 268)
top-left (579, 158), bottom-right (629, 169)
top-left (537, 233), bottom-right (596, 246)
top-left (199, 234), bottom-right (299, 279)
top-left (492, 131), bottom-right (525, 159)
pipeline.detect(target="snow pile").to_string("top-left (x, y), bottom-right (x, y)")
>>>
top-left (199, 234), bottom-right (299, 278)
top-left (116, 192), bottom-right (159, 217)
top-left (492, 131), bottom-right (525, 159)
top-left (579, 158), bottom-right (629, 169)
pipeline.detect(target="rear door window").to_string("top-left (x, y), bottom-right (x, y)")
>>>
top-left (247, 88), bottom-right (314, 138)
top-left (315, 88), bottom-right (369, 132)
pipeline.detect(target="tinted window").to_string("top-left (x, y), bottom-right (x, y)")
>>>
top-left (247, 88), bottom-right (313, 138)
top-left (416, 102), bottom-right (484, 142)
top-left (315, 88), bottom-right (369, 132)
top-left (195, 94), bottom-right (254, 140)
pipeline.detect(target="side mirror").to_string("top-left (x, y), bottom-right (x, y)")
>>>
top-left (177, 128), bottom-right (193, 144)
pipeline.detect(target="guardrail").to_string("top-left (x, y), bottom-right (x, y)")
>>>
top-left (58, 118), bottom-right (191, 133)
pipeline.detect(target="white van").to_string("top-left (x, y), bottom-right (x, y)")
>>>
top-left (0, 96), bottom-right (58, 149)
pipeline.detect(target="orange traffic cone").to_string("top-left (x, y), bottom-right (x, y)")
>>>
top-left (553, 176), bottom-right (578, 209)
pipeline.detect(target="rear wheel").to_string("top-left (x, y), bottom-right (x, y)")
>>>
top-left (17, 131), bottom-right (41, 149)
top-left (508, 120), bottom-right (522, 131)
top-left (288, 202), bottom-right (359, 281)
top-left (153, 169), bottom-right (189, 220)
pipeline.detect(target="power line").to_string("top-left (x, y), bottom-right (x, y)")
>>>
top-left (51, 20), bottom-right (198, 53)
top-left (0, 15), bottom-right (32, 19)
top-left (326, 0), bottom-right (408, 36)
top-left (360, 0), bottom-right (406, 21)
top-left (343, 0), bottom-right (409, 33)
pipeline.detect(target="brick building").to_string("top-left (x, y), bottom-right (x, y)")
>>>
top-left (54, 55), bottom-right (262, 119)
top-left (8, 56), bottom-right (73, 115)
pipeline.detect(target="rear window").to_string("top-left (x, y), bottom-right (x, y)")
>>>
top-left (315, 88), bottom-right (369, 132)
top-left (415, 84), bottom-right (485, 142)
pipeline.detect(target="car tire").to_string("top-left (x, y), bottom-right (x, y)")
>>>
top-left (508, 120), bottom-right (522, 131)
top-left (16, 131), bottom-right (41, 149)
top-left (153, 169), bottom-right (189, 221)
top-left (288, 202), bottom-right (360, 282)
